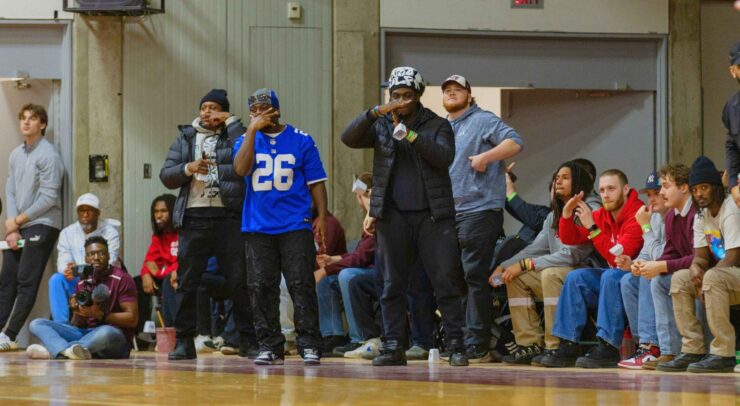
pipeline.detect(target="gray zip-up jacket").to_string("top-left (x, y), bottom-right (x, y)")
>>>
top-left (501, 212), bottom-right (595, 270)
top-left (6, 138), bottom-right (64, 230)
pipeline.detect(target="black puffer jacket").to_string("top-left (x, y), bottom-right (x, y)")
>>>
top-left (341, 105), bottom-right (456, 220)
top-left (159, 118), bottom-right (246, 228)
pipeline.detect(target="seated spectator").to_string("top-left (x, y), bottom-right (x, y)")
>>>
top-left (615, 172), bottom-right (669, 368)
top-left (136, 194), bottom-right (177, 332)
top-left (542, 169), bottom-right (645, 368)
top-left (491, 161), bottom-right (599, 365)
top-left (49, 193), bottom-right (120, 323)
top-left (27, 236), bottom-right (137, 359)
top-left (315, 173), bottom-right (374, 356)
top-left (619, 165), bottom-right (695, 370)
top-left (659, 156), bottom-right (740, 373)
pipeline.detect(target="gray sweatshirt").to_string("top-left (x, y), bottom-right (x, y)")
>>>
top-left (502, 212), bottom-right (594, 271)
top-left (635, 212), bottom-right (666, 261)
top-left (448, 105), bottom-right (523, 213)
top-left (6, 138), bottom-right (64, 230)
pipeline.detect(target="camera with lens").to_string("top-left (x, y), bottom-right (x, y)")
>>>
top-left (72, 264), bottom-right (110, 308)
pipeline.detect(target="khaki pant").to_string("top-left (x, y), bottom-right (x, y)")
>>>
top-left (671, 267), bottom-right (740, 357)
top-left (506, 267), bottom-right (573, 349)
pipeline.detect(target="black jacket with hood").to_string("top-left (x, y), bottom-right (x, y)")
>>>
top-left (159, 116), bottom-right (246, 228)
top-left (340, 105), bottom-right (456, 220)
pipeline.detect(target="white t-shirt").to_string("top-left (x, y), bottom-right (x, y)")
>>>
top-left (693, 196), bottom-right (740, 261)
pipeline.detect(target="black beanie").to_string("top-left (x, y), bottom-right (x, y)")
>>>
top-left (200, 89), bottom-right (230, 112)
top-left (688, 156), bottom-right (722, 187)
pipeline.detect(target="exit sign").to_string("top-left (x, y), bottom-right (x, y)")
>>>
top-left (512, 0), bottom-right (543, 9)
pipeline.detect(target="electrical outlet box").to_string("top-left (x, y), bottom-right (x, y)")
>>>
top-left (288, 2), bottom-right (301, 19)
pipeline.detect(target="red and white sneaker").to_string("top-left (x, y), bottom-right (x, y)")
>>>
top-left (618, 344), bottom-right (660, 370)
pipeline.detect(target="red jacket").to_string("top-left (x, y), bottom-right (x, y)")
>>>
top-left (559, 189), bottom-right (644, 267)
top-left (326, 232), bottom-right (376, 276)
top-left (141, 231), bottom-right (178, 279)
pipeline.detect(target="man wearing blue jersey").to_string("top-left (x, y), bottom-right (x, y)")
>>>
top-left (340, 67), bottom-right (469, 367)
top-left (234, 88), bottom-right (327, 366)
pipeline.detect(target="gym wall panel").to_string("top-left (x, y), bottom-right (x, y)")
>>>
top-left (122, 1), bottom-right (332, 274)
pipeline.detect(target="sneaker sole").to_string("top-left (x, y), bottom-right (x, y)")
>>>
top-left (575, 359), bottom-right (618, 369)
top-left (303, 359), bottom-right (321, 366)
top-left (372, 360), bottom-right (407, 366)
top-left (540, 358), bottom-right (577, 368)
top-left (468, 355), bottom-right (493, 364)
top-left (686, 365), bottom-right (735, 373)
top-left (254, 359), bottom-right (284, 365)
top-left (617, 363), bottom-right (645, 370)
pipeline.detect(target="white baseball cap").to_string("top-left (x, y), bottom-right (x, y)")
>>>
top-left (76, 193), bottom-right (100, 210)
top-left (441, 74), bottom-right (472, 91)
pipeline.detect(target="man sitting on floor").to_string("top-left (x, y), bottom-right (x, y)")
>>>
top-left (49, 193), bottom-right (120, 324)
top-left (27, 236), bottom-right (138, 359)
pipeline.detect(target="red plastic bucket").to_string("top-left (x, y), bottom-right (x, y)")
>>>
top-left (156, 327), bottom-right (176, 353)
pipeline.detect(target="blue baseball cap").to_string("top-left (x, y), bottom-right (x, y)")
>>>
top-left (248, 88), bottom-right (280, 111)
top-left (639, 172), bottom-right (661, 194)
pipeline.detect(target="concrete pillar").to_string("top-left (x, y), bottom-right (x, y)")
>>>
top-left (332, 0), bottom-right (380, 237)
top-left (668, 0), bottom-right (703, 164)
top-left (72, 16), bottom-right (124, 222)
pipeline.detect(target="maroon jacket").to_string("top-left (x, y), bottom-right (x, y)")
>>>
top-left (658, 201), bottom-right (697, 273)
top-left (326, 232), bottom-right (376, 276)
top-left (313, 213), bottom-right (347, 256)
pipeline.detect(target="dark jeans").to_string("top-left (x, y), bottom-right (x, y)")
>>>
top-left (246, 229), bottom-right (321, 354)
top-left (376, 207), bottom-right (466, 348)
top-left (174, 216), bottom-right (253, 340)
top-left (408, 261), bottom-right (436, 350)
top-left (135, 274), bottom-right (177, 331)
top-left (347, 267), bottom-right (382, 340)
top-left (0, 224), bottom-right (59, 340)
top-left (456, 209), bottom-right (503, 347)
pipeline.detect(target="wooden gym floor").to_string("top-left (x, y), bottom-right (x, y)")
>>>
top-left (0, 351), bottom-right (737, 405)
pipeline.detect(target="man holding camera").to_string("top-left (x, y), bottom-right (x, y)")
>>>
top-left (49, 193), bottom-right (120, 324)
top-left (27, 236), bottom-right (137, 359)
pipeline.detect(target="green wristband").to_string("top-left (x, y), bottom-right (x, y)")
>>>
top-left (506, 192), bottom-right (517, 202)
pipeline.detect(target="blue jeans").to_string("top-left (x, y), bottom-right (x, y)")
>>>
top-left (650, 274), bottom-right (688, 355)
top-left (620, 273), bottom-right (657, 345)
top-left (48, 273), bottom-right (79, 323)
top-left (552, 268), bottom-right (626, 348)
top-left (29, 318), bottom-right (129, 359)
top-left (317, 274), bottom-right (345, 339)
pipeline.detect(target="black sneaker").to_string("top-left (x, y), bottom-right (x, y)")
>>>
top-left (465, 344), bottom-right (492, 363)
top-left (656, 353), bottom-right (706, 372)
top-left (687, 354), bottom-right (736, 373)
top-left (372, 343), bottom-right (407, 366)
top-left (540, 340), bottom-right (581, 368)
top-left (449, 349), bottom-right (469, 367)
top-left (502, 344), bottom-right (543, 365)
top-left (254, 350), bottom-right (285, 365)
top-left (575, 340), bottom-right (620, 369)
top-left (301, 348), bottom-right (321, 366)
top-left (321, 335), bottom-right (348, 358)
top-left (531, 349), bottom-right (555, 367)
top-left (238, 337), bottom-right (260, 359)
top-left (168, 338), bottom-right (196, 360)
top-left (333, 342), bottom-right (362, 356)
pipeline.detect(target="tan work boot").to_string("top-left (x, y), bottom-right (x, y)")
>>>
top-left (642, 354), bottom-right (675, 370)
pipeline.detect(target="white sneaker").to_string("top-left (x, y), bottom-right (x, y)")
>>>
top-left (194, 335), bottom-right (217, 353)
top-left (26, 344), bottom-right (51, 359)
top-left (0, 332), bottom-right (18, 352)
top-left (62, 344), bottom-right (91, 360)
top-left (735, 363), bottom-right (739, 373)
top-left (344, 337), bottom-right (380, 359)
top-left (212, 336), bottom-right (225, 350)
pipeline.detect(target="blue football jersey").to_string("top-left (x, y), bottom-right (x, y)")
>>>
top-left (233, 124), bottom-right (327, 234)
